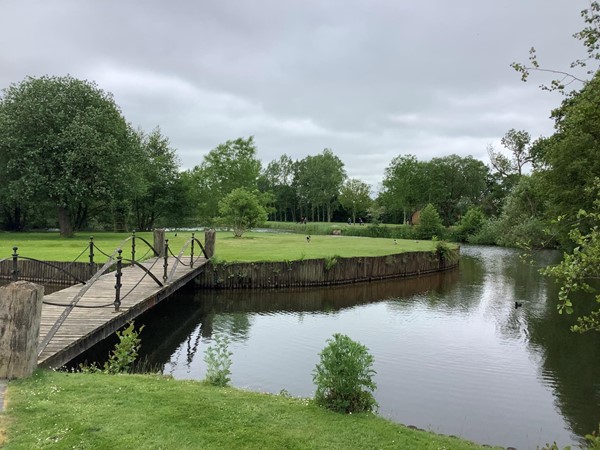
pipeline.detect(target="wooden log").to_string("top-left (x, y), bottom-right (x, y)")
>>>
top-left (0, 281), bottom-right (44, 379)
top-left (204, 229), bottom-right (216, 259)
top-left (153, 229), bottom-right (166, 257)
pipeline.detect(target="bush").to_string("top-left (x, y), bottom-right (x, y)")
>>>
top-left (204, 335), bottom-right (233, 387)
top-left (415, 204), bottom-right (445, 240)
top-left (468, 217), bottom-right (501, 245)
top-left (453, 207), bottom-right (486, 242)
top-left (80, 322), bottom-right (145, 374)
top-left (313, 333), bottom-right (378, 414)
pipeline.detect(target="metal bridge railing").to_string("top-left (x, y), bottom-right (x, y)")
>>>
top-left (1, 232), bottom-right (209, 356)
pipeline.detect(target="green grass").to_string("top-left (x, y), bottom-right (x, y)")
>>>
top-left (0, 231), bottom-right (441, 263)
top-left (0, 370), bottom-right (494, 450)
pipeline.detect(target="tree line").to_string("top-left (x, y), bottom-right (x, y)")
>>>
top-left (0, 72), bottom-right (597, 250)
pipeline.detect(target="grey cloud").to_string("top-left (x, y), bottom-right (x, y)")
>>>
top-left (0, 0), bottom-right (591, 190)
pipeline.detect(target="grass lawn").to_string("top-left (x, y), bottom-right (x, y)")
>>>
top-left (0, 370), bottom-right (493, 450)
top-left (0, 231), bottom-right (441, 263)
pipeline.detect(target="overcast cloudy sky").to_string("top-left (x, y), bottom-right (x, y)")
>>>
top-left (0, 1), bottom-right (590, 188)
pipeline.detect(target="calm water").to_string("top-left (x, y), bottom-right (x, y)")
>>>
top-left (113, 245), bottom-right (599, 449)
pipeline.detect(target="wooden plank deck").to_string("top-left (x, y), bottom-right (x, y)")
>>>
top-left (37, 256), bottom-right (208, 368)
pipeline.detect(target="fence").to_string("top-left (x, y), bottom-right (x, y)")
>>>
top-left (194, 249), bottom-right (459, 289)
top-left (0, 260), bottom-right (101, 285)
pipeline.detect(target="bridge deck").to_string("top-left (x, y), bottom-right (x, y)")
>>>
top-left (38, 256), bottom-right (207, 368)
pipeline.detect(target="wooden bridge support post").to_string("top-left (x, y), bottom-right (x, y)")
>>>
top-left (153, 228), bottom-right (166, 257)
top-left (205, 229), bottom-right (216, 259)
top-left (0, 281), bottom-right (44, 379)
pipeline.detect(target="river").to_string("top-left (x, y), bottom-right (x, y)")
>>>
top-left (80, 245), bottom-right (600, 449)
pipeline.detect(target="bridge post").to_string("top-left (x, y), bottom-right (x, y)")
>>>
top-left (204, 229), bottom-right (216, 259)
top-left (0, 281), bottom-right (44, 379)
top-left (163, 239), bottom-right (169, 282)
top-left (88, 236), bottom-right (95, 279)
top-left (131, 230), bottom-right (136, 264)
top-left (190, 233), bottom-right (195, 268)
top-left (11, 247), bottom-right (19, 282)
top-left (114, 249), bottom-right (122, 312)
top-left (153, 228), bottom-right (166, 257)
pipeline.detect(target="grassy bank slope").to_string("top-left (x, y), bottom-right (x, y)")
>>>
top-left (0, 231), bottom-right (440, 263)
top-left (1, 371), bottom-right (492, 450)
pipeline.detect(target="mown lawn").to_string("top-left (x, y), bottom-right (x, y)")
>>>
top-left (0, 230), bottom-right (441, 263)
top-left (0, 370), bottom-right (494, 450)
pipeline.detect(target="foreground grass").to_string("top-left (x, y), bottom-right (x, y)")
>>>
top-left (0, 231), bottom-right (440, 263)
top-left (1, 371), bottom-right (492, 450)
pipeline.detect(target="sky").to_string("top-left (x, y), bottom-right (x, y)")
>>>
top-left (0, 1), bottom-right (591, 189)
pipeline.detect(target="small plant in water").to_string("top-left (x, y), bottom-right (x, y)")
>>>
top-left (78, 321), bottom-right (144, 374)
top-left (104, 322), bottom-right (145, 374)
top-left (203, 335), bottom-right (233, 387)
top-left (313, 333), bottom-right (378, 414)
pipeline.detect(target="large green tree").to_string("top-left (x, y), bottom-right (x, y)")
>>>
top-left (381, 154), bottom-right (488, 225)
top-left (191, 137), bottom-right (261, 223)
top-left (338, 178), bottom-right (372, 224)
top-left (218, 188), bottom-right (268, 237)
top-left (130, 127), bottom-right (181, 230)
top-left (295, 149), bottom-right (346, 222)
top-left (260, 154), bottom-right (298, 222)
top-left (0, 75), bottom-right (132, 236)
top-left (380, 155), bottom-right (426, 223)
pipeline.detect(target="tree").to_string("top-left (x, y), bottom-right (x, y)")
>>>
top-left (260, 154), bottom-right (298, 222)
top-left (295, 149), bottom-right (346, 222)
top-left (415, 203), bottom-right (444, 240)
top-left (426, 155), bottom-right (489, 225)
top-left (0, 75), bottom-right (131, 236)
top-left (192, 137), bottom-right (261, 223)
top-left (535, 73), bottom-right (600, 226)
top-left (488, 129), bottom-right (533, 178)
top-left (313, 334), bottom-right (377, 414)
top-left (380, 155), bottom-right (426, 223)
top-left (542, 179), bottom-right (600, 333)
top-left (218, 188), bottom-right (268, 237)
top-left (338, 178), bottom-right (372, 224)
top-left (130, 127), bottom-right (181, 230)
top-left (511, 2), bottom-right (600, 93)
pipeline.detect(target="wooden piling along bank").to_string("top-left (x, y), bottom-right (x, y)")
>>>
top-left (194, 249), bottom-right (460, 289)
top-left (0, 260), bottom-right (101, 285)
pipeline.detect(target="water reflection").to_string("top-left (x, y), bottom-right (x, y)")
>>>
top-left (92, 246), bottom-right (600, 449)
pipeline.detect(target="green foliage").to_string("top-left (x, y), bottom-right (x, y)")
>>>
top-left (129, 127), bottom-right (183, 231)
top-left (435, 240), bottom-right (453, 262)
top-left (4, 370), bottom-right (490, 450)
top-left (203, 335), bottom-right (233, 387)
top-left (511, 2), bottom-right (599, 93)
top-left (415, 204), bottom-right (445, 240)
top-left (218, 188), bottom-right (268, 237)
top-left (324, 255), bottom-right (339, 271)
top-left (468, 217), bottom-right (501, 245)
top-left (585, 423), bottom-right (600, 450)
top-left (79, 322), bottom-right (144, 374)
top-left (0, 75), bottom-right (132, 236)
top-left (313, 333), bottom-right (378, 414)
top-left (453, 207), bottom-right (486, 242)
top-left (191, 136), bottom-right (262, 223)
top-left (380, 154), bottom-right (488, 225)
top-left (104, 322), bottom-right (145, 374)
top-left (295, 149), bottom-right (346, 222)
top-left (542, 181), bottom-right (600, 333)
top-left (338, 178), bottom-right (372, 224)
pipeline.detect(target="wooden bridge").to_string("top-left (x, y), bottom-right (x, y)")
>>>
top-left (1, 233), bottom-right (211, 370)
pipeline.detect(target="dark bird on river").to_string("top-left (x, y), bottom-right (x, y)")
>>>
top-left (515, 301), bottom-right (523, 309)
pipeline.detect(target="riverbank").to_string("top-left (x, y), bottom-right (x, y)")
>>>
top-left (0, 370), bottom-right (497, 449)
